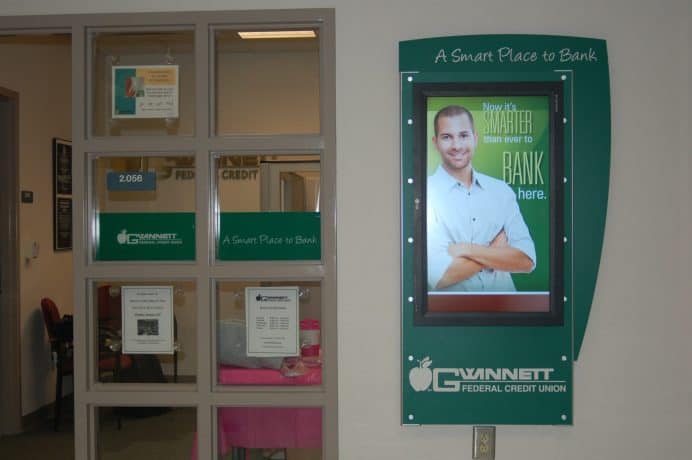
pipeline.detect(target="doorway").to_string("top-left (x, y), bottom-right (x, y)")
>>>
top-left (0, 32), bottom-right (73, 437)
top-left (0, 11), bottom-right (336, 459)
top-left (0, 87), bottom-right (21, 435)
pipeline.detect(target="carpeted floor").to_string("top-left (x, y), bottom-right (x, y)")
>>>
top-left (0, 404), bottom-right (196, 460)
top-left (0, 405), bottom-right (322, 459)
top-left (0, 423), bottom-right (75, 460)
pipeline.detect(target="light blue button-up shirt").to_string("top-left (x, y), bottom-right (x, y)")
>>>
top-left (427, 166), bottom-right (536, 292)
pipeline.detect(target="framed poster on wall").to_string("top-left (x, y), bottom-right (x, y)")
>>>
top-left (52, 138), bottom-right (72, 251)
top-left (412, 82), bottom-right (564, 326)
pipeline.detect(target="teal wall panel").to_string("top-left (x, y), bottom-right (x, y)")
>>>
top-left (400, 35), bottom-right (610, 425)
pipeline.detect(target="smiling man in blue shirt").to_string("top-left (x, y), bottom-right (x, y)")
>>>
top-left (427, 105), bottom-right (536, 292)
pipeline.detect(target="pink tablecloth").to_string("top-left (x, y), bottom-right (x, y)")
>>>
top-left (191, 366), bottom-right (322, 459)
top-left (217, 406), bottom-right (322, 451)
top-left (218, 364), bottom-right (322, 386)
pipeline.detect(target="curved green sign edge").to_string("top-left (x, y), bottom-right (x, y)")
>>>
top-left (400, 34), bottom-right (610, 360)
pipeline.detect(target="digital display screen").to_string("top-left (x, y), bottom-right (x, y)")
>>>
top-left (413, 82), bottom-right (564, 326)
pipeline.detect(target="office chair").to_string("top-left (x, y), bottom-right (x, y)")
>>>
top-left (40, 297), bottom-right (133, 431)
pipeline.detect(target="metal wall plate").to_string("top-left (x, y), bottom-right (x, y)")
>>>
top-left (473, 426), bottom-right (495, 460)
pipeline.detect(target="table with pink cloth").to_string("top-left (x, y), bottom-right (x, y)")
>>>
top-left (191, 365), bottom-right (322, 460)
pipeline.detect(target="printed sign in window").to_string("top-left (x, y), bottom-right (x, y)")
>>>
top-left (112, 65), bottom-right (179, 119)
top-left (122, 286), bottom-right (174, 354)
top-left (245, 287), bottom-right (299, 357)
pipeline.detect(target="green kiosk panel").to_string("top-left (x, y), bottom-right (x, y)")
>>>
top-left (401, 35), bottom-right (610, 425)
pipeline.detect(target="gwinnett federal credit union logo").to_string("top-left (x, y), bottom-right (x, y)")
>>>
top-left (255, 294), bottom-right (291, 302)
top-left (409, 356), bottom-right (434, 391)
top-left (408, 356), bottom-right (567, 394)
top-left (116, 229), bottom-right (183, 246)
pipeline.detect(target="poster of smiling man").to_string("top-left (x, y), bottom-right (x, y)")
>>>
top-left (414, 82), bottom-right (564, 325)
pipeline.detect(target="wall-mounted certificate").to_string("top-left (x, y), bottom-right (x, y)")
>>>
top-left (121, 286), bottom-right (174, 354)
top-left (245, 287), bottom-right (299, 357)
top-left (112, 65), bottom-right (179, 119)
top-left (52, 138), bottom-right (72, 251)
top-left (53, 138), bottom-right (72, 195)
top-left (54, 197), bottom-right (72, 251)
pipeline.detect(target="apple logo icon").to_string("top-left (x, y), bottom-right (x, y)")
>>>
top-left (409, 357), bottom-right (433, 392)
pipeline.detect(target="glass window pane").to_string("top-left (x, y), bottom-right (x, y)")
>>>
top-left (98, 407), bottom-right (196, 459)
top-left (216, 281), bottom-right (322, 386)
top-left (214, 29), bottom-right (320, 135)
top-left (90, 30), bottom-right (194, 137)
top-left (216, 407), bottom-right (322, 459)
top-left (94, 281), bottom-right (196, 384)
top-left (92, 155), bottom-right (196, 261)
top-left (214, 154), bottom-right (320, 261)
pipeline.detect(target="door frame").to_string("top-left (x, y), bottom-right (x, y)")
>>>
top-left (0, 10), bottom-right (337, 459)
top-left (0, 86), bottom-right (21, 435)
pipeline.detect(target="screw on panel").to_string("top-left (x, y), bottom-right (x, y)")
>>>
top-left (408, 296), bottom-right (413, 302)
top-left (563, 176), bottom-right (568, 184)
top-left (563, 296), bottom-right (568, 302)
top-left (407, 76), bottom-right (413, 82)
top-left (408, 414), bottom-right (414, 421)
top-left (561, 75), bottom-right (567, 81)
top-left (408, 355), bottom-right (414, 361)
top-left (407, 178), bottom-right (413, 184)
top-left (407, 119), bottom-right (413, 125)
top-left (561, 355), bottom-right (567, 361)
top-left (563, 117), bottom-right (568, 124)
top-left (561, 414), bottom-right (567, 421)
top-left (563, 236), bottom-right (568, 243)
top-left (408, 237), bottom-right (414, 243)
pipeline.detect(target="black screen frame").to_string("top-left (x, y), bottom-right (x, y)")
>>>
top-left (413, 81), bottom-right (564, 327)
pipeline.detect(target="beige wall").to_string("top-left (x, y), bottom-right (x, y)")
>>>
top-left (216, 42), bottom-right (320, 134)
top-left (0, 1), bottom-right (691, 459)
top-left (0, 37), bottom-right (73, 416)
